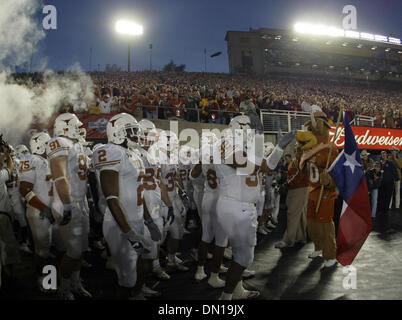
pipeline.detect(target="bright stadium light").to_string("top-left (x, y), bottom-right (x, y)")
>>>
top-left (294, 23), bottom-right (343, 37)
top-left (375, 35), bottom-right (388, 42)
top-left (115, 20), bottom-right (143, 36)
top-left (389, 37), bottom-right (401, 44)
top-left (360, 33), bottom-right (374, 41)
top-left (115, 20), bottom-right (143, 72)
top-left (294, 22), bottom-right (402, 46)
top-left (345, 30), bottom-right (360, 39)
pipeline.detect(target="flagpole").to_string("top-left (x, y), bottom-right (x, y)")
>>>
top-left (315, 100), bottom-right (345, 213)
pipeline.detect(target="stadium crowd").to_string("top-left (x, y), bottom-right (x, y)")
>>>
top-left (11, 71), bottom-right (402, 128)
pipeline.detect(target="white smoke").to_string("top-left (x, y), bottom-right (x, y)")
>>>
top-left (0, 0), bottom-right (45, 72)
top-left (0, 0), bottom-right (95, 145)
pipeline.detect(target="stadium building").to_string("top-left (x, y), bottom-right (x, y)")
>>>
top-left (225, 25), bottom-right (402, 81)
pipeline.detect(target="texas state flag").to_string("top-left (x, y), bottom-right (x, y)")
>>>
top-left (328, 112), bottom-right (372, 266)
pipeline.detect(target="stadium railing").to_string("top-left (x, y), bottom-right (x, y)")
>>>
top-left (260, 109), bottom-right (375, 133)
top-left (118, 104), bottom-right (242, 124)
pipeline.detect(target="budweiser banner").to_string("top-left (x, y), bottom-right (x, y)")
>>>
top-left (77, 113), bottom-right (118, 140)
top-left (330, 126), bottom-right (402, 150)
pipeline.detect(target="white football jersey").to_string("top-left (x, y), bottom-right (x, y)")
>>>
top-left (159, 154), bottom-right (179, 201)
top-left (19, 154), bottom-right (52, 206)
top-left (93, 144), bottom-right (145, 222)
top-left (202, 164), bottom-right (219, 194)
top-left (46, 137), bottom-right (88, 201)
top-left (189, 165), bottom-right (205, 194)
top-left (178, 162), bottom-right (191, 192)
top-left (135, 147), bottom-right (163, 209)
top-left (215, 164), bottom-right (261, 204)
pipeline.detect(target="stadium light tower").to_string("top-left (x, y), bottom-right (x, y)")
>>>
top-left (115, 20), bottom-right (143, 72)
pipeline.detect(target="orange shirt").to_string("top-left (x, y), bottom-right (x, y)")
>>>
top-left (287, 160), bottom-right (309, 189)
top-left (306, 147), bottom-right (338, 201)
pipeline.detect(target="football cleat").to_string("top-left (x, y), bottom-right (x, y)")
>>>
top-left (232, 281), bottom-right (260, 300)
top-left (93, 240), bottom-right (105, 250)
top-left (266, 221), bottom-right (277, 229)
top-left (274, 241), bottom-right (289, 249)
top-left (167, 261), bottom-right (189, 272)
top-left (174, 255), bottom-right (183, 265)
top-left (219, 265), bottom-right (228, 273)
top-left (142, 285), bottom-right (162, 297)
top-left (207, 274), bottom-right (225, 288)
top-left (323, 259), bottom-right (337, 268)
top-left (129, 292), bottom-right (147, 300)
top-left (242, 269), bottom-right (256, 278)
top-left (194, 268), bottom-right (207, 281)
top-left (71, 282), bottom-right (92, 299)
top-left (153, 267), bottom-right (171, 280)
top-left (223, 247), bottom-right (233, 260)
top-left (308, 250), bottom-right (323, 259)
top-left (258, 226), bottom-right (269, 235)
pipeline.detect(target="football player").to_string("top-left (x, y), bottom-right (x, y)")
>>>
top-left (194, 131), bottom-right (230, 286)
top-left (46, 113), bottom-right (92, 300)
top-left (157, 130), bottom-right (188, 271)
top-left (6, 146), bottom-right (30, 253)
top-left (93, 113), bottom-right (161, 300)
top-left (134, 119), bottom-right (173, 295)
top-left (216, 115), bottom-right (295, 300)
top-left (19, 132), bottom-right (54, 292)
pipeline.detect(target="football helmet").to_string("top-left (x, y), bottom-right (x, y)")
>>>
top-left (229, 115), bottom-right (253, 146)
top-left (54, 113), bottom-right (83, 140)
top-left (15, 145), bottom-right (30, 158)
top-left (30, 132), bottom-right (51, 155)
top-left (106, 113), bottom-right (141, 149)
top-left (139, 119), bottom-right (157, 147)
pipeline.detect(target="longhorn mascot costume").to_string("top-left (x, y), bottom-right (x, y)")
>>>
top-left (296, 110), bottom-right (338, 267)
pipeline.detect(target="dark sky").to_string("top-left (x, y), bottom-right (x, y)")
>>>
top-left (38, 0), bottom-right (402, 73)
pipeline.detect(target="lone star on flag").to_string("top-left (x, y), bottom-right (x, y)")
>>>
top-left (343, 151), bottom-right (361, 174)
